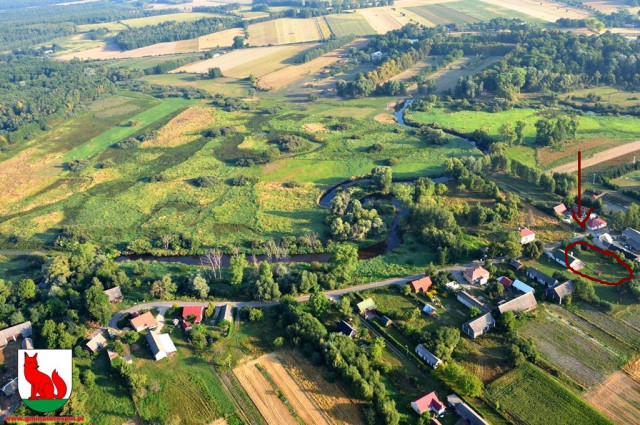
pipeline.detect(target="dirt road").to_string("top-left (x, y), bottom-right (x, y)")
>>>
top-left (550, 140), bottom-right (640, 174)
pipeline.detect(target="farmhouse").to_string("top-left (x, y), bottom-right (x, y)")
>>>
top-left (553, 203), bottom-right (567, 216)
top-left (337, 320), bottom-right (357, 338)
top-left (1, 378), bottom-right (17, 397)
top-left (146, 331), bottom-right (177, 361)
top-left (103, 286), bottom-right (123, 303)
top-left (219, 304), bottom-right (234, 323)
top-left (130, 312), bottom-right (158, 332)
top-left (409, 275), bottom-right (433, 293)
top-left (463, 265), bottom-right (490, 285)
top-left (447, 393), bottom-right (489, 425)
top-left (623, 228), bottom-right (640, 252)
top-left (85, 329), bottom-right (108, 353)
top-left (357, 298), bottom-right (377, 314)
top-left (549, 281), bottom-right (574, 305)
top-left (512, 279), bottom-right (534, 294)
top-left (497, 292), bottom-right (537, 314)
top-left (182, 305), bottom-right (204, 324)
top-left (422, 304), bottom-right (436, 315)
top-left (415, 344), bottom-right (442, 369)
top-left (0, 321), bottom-right (32, 347)
top-left (519, 227), bottom-right (535, 244)
top-left (497, 276), bottom-right (513, 288)
top-left (587, 217), bottom-right (608, 231)
top-left (461, 313), bottom-right (495, 338)
top-left (526, 267), bottom-right (558, 288)
top-left (548, 248), bottom-right (584, 270)
top-left (456, 290), bottom-right (487, 312)
top-left (411, 391), bottom-right (446, 416)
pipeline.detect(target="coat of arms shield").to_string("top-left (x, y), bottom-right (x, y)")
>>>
top-left (18, 349), bottom-right (72, 413)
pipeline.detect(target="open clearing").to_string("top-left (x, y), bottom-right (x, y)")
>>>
top-left (233, 358), bottom-right (298, 425)
top-left (424, 56), bottom-right (502, 93)
top-left (479, 0), bottom-right (589, 21)
top-left (584, 371), bottom-right (640, 425)
top-left (257, 39), bottom-right (367, 90)
top-left (247, 18), bottom-right (324, 46)
top-left (357, 8), bottom-right (404, 33)
top-left (551, 139), bottom-right (640, 173)
top-left (171, 44), bottom-right (314, 78)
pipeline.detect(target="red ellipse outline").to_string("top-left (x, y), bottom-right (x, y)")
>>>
top-left (564, 241), bottom-right (633, 286)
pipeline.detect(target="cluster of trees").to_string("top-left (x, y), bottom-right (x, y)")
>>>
top-left (270, 133), bottom-right (311, 152)
top-left (115, 17), bottom-right (238, 50)
top-left (329, 191), bottom-right (385, 241)
top-left (0, 55), bottom-right (118, 146)
top-left (254, 0), bottom-right (394, 10)
top-left (280, 298), bottom-right (401, 424)
top-left (296, 36), bottom-right (356, 63)
top-left (534, 116), bottom-right (578, 147)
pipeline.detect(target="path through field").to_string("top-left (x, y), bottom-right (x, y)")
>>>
top-left (550, 140), bottom-right (640, 174)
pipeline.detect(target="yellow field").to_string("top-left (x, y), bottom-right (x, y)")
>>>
top-left (357, 8), bottom-right (404, 33)
top-left (142, 106), bottom-right (217, 148)
top-left (316, 17), bottom-right (332, 39)
top-left (198, 28), bottom-right (245, 49)
top-left (479, 0), bottom-right (589, 21)
top-left (171, 44), bottom-right (314, 78)
top-left (121, 12), bottom-right (219, 28)
top-left (258, 39), bottom-right (367, 89)
top-left (247, 18), bottom-right (323, 46)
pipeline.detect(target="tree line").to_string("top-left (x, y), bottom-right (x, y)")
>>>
top-left (297, 35), bottom-right (357, 63)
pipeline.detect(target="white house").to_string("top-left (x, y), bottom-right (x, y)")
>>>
top-left (587, 217), bottom-right (608, 232)
top-left (519, 227), bottom-right (535, 244)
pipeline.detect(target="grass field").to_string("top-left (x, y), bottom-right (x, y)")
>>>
top-left (324, 14), bottom-right (377, 37)
top-left (142, 74), bottom-right (251, 96)
top-left (486, 363), bottom-right (613, 425)
top-left (247, 18), bottom-right (324, 45)
top-left (478, 0), bottom-right (589, 22)
top-left (356, 8), bottom-right (404, 33)
top-left (105, 53), bottom-right (203, 71)
top-left (121, 12), bottom-right (221, 28)
top-left (437, 0), bottom-right (545, 23)
top-left (561, 86), bottom-right (640, 109)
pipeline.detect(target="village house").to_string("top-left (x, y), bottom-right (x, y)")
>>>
top-left (526, 267), bottom-right (558, 288)
top-left (411, 391), bottom-right (446, 416)
top-left (380, 316), bottom-right (393, 327)
top-left (85, 329), bottom-right (108, 353)
top-left (107, 349), bottom-right (119, 363)
top-left (553, 203), bottom-right (567, 216)
top-left (357, 298), bottom-right (377, 315)
top-left (587, 217), bottom-right (608, 232)
top-left (463, 265), bottom-right (490, 285)
top-left (103, 286), bottom-right (123, 303)
top-left (456, 290), bottom-right (488, 313)
top-left (182, 305), bottom-right (204, 324)
top-left (623, 228), bottom-right (640, 252)
top-left (146, 331), bottom-right (177, 361)
top-left (497, 292), bottom-right (537, 314)
top-left (409, 275), bottom-right (433, 293)
top-left (519, 227), bottom-right (535, 244)
top-left (512, 279), bottom-right (534, 294)
top-left (497, 276), bottom-right (513, 288)
top-left (548, 248), bottom-right (584, 270)
top-left (371, 51), bottom-right (383, 60)
top-left (415, 344), bottom-right (442, 369)
top-left (337, 320), bottom-right (357, 338)
top-left (549, 281), bottom-right (574, 305)
top-left (462, 313), bottom-right (495, 338)
top-left (0, 321), bottom-right (32, 348)
top-left (219, 304), bottom-right (234, 323)
top-left (447, 394), bottom-right (489, 425)
top-left (130, 311), bottom-right (158, 332)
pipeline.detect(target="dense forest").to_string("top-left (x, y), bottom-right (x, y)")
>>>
top-left (115, 16), bottom-right (239, 50)
top-left (0, 55), bottom-right (118, 146)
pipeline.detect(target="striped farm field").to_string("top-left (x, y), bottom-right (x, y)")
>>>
top-left (316, 17), bottom-right (332, 39)
top-left (357, 8), bottom-right (404, 33)
top-left (325, 14), bottom-right (377, 37)
top-left (441, 0), bottom-right (545, 23)
top-left (247, 18), bottom-right (324, 46)
top-left (479, 0), bottom-right (590, 21)
top-left (198, 28), bottom-right (245, 49)
top-left (407, 4), bottom-right (478, 25)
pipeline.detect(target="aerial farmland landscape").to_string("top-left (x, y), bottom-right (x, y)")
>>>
top-left (1, 0), bottom-right (640, 424)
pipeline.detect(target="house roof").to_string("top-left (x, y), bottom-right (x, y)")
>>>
top-left (182, 306), bottom-right (204, 323)
top-left (623, 228), bottom-right (640, 252)
top-left (457, 290), bottom-right (487, 312)
top-left (381, 316), bottom-right (393, 325)
top-left (498, 292), bottom-right (537, 314)
top-left (356, 298), bottom-right (376, 313)
top-left (553, 203), bottom-right (567, 215)
top-left (103, 286), bottom-right (123, 302)
top-left (86, 329), bottom-right (107, 352)
top-left (497, 276), bottom-right (513, 287)
top-left (512, 279), bottom-right (533, 294)
top-left (463, 313), bottom-right (495, 334)
top-left (107, 349), bottom-right (119, 361)
top-left (520, 227), bottom-right (535, 237)
top-left (552, 281), bottom-right (574, 299)
top-left (447, 394), bottom-right (489, 425)
top-left (219, 304), bottom-right (234, 323)
top-left (146, 331), bottom-right (177, 358)
top-left (337, 320), bottom-right (356, 337)
top-left (0, 321), bottom-right (32, 346)
top-left (422, 304), bottom-right (436, 314)
top-left (587, 217), bottom-right (607, 228)
top-left (415, 344), bottom-right (442, 366)
top-left (412, 391), bottom-right (444, 414)
top-left (410, 276), bottom-right (432, 292)
top-left (130, 311), bottom-right (157, 330)
top-left (464, 265), bottom-right (490, 280)
top-left (526, 267), bottom-right (558, 287)
top-left (510, 259), bottom-right (523, 269)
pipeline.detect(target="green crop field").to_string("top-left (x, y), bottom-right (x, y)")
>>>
top-left (486, 363), bottom-right (613, 425)
top-left (440, 0), bottom-right (545, 23)
top-left (325, 14), bottom-right (376, 37)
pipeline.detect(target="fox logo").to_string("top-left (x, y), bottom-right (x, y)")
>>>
top-left (19, 349), bottom-right (72, 413)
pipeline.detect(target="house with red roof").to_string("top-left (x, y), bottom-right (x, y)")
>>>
top-left (519, 227), bottom-right (535, 244)
top-left (130, 312), bottom-right (158, 332)
top-left (409, 276), bottom-right (433, 293)
top-left (182, 306), bottom-right (204, 324)
top-left (411, 391), bottom-right (446, 416)
top-left (497, 276), bottom-right (513, 288)
top-left (587, 217), bottom-right (607, 232)
top-left (464, 265), bottom-right (490, 285)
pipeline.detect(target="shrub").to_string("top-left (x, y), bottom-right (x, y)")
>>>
top-left (66, 159), bottom-right (90, 172)
top-left (195, 176), bottom-right (219, 187)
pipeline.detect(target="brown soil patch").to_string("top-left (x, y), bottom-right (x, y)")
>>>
top-left (277, 351), bottom-right (365, 425)
top-left (233, 358), bottom-right (298, 425)
top-left (358, 9), bottom-right (403, 34)
top-left (584, 370), bottom-right (640, 424)
top-left (143, 106), bottom-right (216, 147)
top-left (303, 123), bottom-right (328, 133)
top-left (374, 113), bottom-right (396, 125)
top-left (549, 139), bottom-right (640, 173)
top-left (623, 357), bottom-right (640, 381)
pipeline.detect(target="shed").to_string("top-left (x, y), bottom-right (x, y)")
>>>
top-left (86, 329), bottom-right (108, 353)
top-left (550, 281), bottom-right (574, 305)
top-left (498, 292), bottom-right (537, 314)
top-left (146, 331), bottom-right (177, 361)
top-left (103, 286), bottom-right (123, 303)
top-left (219, 304), bottom-right (234, 323)
top-left (512, 279), bottom-right (534, 294)
top-left (526, 267), bottom-right (558, 288)
top-left (447, 393), bottom-right (489, 425)
top-left (422, 304), bottom-right (436, 315)
top-left (356, 298), bottom-right (376, 314)
top-left (415, 344), bottom-right (442, 369)
top-left (497, 276), bottom-right (513, 288)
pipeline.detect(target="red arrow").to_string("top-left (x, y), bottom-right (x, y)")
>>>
top-left (571, 150), bottom-right (593, 230)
